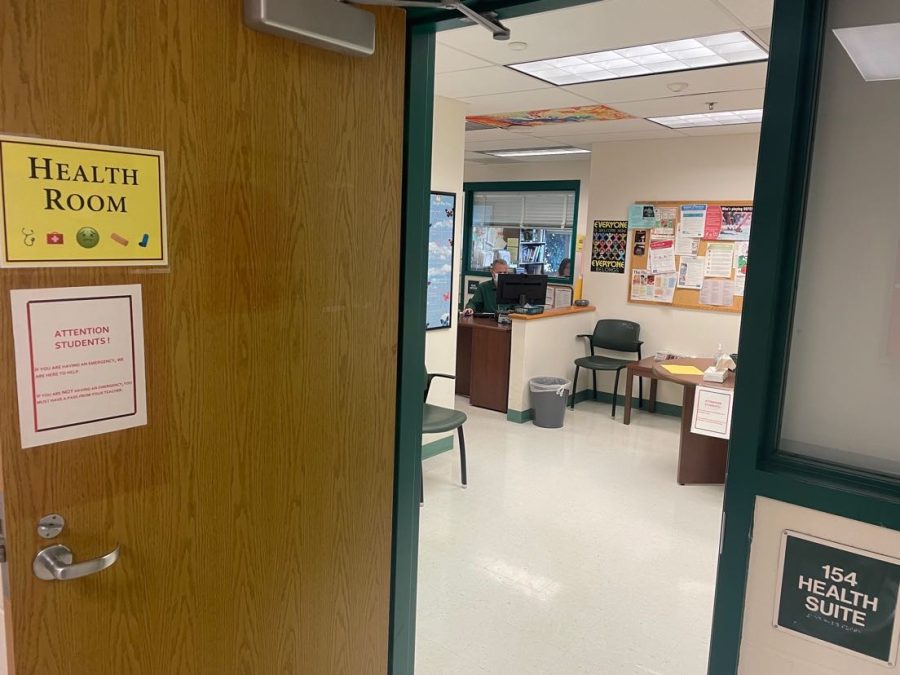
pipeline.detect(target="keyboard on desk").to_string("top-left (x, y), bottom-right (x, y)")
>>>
top-left (473, 312), bottom-right (497, 319)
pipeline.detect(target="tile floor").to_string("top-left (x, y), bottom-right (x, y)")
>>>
top-left (416, 397), bottom-right (724, 675)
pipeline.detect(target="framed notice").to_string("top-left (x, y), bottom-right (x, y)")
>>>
top-left (10, 284), bottom-right (147, 448)
top-left (774, 531), bottom-right (900, 665)
top-left (0, 135), bottom-right (167, 267)
top-left (426, 192), bottom-right (455, 330)
top-left (690, 386), bottom-right (734, 439)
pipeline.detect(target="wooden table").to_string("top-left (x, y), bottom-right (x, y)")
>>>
top-left (455, 316), bottom-right (512, 413)
top-left (623, 356), bottom-right (660, 425)
top-left (650, 358), bottom-right (734, 485)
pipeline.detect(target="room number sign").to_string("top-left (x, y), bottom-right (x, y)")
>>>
top-left (774, 530), bottom-right (900, 665)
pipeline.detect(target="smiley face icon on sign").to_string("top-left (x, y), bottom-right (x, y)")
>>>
top-left (76, 227), bottom-right (100, 249)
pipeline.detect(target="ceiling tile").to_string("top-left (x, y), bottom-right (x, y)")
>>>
top-left (435, 45), bottom-right (494, 74)
top-left (525, 117), bottom-right (660, 137)
top-left (436, 0), bottom-right (741, 66)
top-left (465, 136), bottom-right (561, 151)
top-left (675, 122), bottom-right (762, 136)
top-left (613, 88), bottom-right (765, 117)
top-left (533, 128), bottom-right (685, 146)
top-left (564, 61), bottom-right (768, 105)
top-left (714, 0), bottom-right (773, 29)
top-left (462, 89), bottom-right (598, 115)
top-left (435, 66), bottom-right (549, 99)
top-left (753, 26), bottom-right (772, 47)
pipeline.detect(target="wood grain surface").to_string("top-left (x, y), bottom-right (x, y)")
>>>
top-left (0, 2), bottom-right (404, 673)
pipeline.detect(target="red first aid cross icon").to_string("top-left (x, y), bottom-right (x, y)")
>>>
top-left (46, 232), bottom-right (64, 245)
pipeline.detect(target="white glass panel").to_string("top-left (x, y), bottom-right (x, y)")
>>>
top-left (780, 0), bottom-right (900, 475)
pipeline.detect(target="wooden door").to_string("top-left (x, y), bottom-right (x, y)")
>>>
top-left (0, 2), bottom-right (404, 673)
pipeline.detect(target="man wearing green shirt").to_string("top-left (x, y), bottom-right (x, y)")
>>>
top-left (463, 259), bottom-right (509, 315)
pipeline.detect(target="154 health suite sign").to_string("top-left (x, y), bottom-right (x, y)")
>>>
top-left (775, 530), bottom-right (900, 665)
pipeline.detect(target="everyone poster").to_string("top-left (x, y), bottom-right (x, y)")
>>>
top-left (720, 205), bottom-right (753, 240)
top-left (426, 192), bottom-right (455, 330)
top-left (591, 220), bottom-right (628, 273)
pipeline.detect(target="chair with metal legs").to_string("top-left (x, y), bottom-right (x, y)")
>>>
top-left (571, 320), bottom-right (643, 418)
top-left (420, 372), bottom-right (468, 504)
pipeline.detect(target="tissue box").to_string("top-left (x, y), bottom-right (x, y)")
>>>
top-left (703, 367), bottom-right (726, 383)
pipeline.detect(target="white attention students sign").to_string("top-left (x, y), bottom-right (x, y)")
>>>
top-left (9, 284), bottom-right (147, 448)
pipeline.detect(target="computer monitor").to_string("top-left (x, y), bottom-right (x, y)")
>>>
top-left (496, 273), bottom-right (547, 307)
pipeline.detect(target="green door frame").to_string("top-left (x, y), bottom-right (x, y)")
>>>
top-left (708, 0), bottom-right (900, 672)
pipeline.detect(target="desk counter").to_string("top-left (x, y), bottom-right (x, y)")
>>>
top-left (508, 305), bottom-right (596, 321)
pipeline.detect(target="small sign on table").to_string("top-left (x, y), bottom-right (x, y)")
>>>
top-left (775, 530), bottom-right (900, 665)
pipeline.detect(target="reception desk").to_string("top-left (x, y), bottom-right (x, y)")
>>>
top-left (456, 317), bottom-right (512, 413)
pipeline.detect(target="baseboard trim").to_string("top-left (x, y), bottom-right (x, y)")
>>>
top-left (422, 435), bottom-right (454, 459)
top-left (506, 389), bottom-right (682, 424)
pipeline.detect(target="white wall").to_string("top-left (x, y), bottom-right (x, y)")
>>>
top-left (425, 96), bottom-right (466, 443)
top-left (584, 134), bottom-right (760, 404)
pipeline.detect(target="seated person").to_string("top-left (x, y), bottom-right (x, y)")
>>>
top-left (462, 259), bottom-right (509, 316)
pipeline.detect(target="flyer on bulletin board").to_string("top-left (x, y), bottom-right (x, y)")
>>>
top-left (628, 204), bottom-right (657, 229)
top-left (679, 204), bottom-right (707, 237)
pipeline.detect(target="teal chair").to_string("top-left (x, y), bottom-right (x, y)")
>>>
top-left (420, 372), bottom-right (468, 504)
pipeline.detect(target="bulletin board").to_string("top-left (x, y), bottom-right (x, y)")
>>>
top-left (627, 200), bottom-right (751, 314)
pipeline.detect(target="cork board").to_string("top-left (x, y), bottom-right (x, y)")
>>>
top-left (627, 200), bottom-right (751, 314)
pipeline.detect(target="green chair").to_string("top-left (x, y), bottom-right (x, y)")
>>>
top-left (420, 372), bottom-right (468, 504)
top-left (571, 320), bottom-right (643, 418)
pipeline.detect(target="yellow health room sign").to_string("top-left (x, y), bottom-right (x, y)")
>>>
top-left (0, 135), bottom-right (167, 267)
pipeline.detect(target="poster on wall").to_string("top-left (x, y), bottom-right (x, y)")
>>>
top-left (9, 284), bottom-right (147, 449)
top-left (426, 192), bottom-right (456, 330)
top-left (0, 134), bottom-right (167, 268)
top-left (774, 530), bottom-right (900, 665)
top-left (720, 205), bottom-right (753, 240)
top-left (591, 220), bottom-right (627, 273)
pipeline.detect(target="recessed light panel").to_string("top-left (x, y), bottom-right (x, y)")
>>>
top-left (649, 109), bottom-right (763, 129)
top-left (834, 23), bottom-right (900, 82)
top-left (509, 32), bottom-right (767, 85)
top-left (481, 147), bottom-right (591, 158)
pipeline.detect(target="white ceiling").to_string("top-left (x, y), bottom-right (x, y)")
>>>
top-left (435, 0), bottom-right (773, 163)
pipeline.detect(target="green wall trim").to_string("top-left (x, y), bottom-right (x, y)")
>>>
top-left (507, 390), bottom-right (682, 424)
top-left (422, 436), bottom-right (454, 460)
top-left (506, 408), bottom-right (534, 423)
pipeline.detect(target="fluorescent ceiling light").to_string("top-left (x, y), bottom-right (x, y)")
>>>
top-left (649, 109), bottom-right (763, 129)
top-left (481, 147), bottom-right (590, 157)
top-left (834, 23), bottom-right (900, 81)
top-left (509, 31), bottom-right (767, 85)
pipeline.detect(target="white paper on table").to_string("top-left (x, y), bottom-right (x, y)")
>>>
top-left (9, 284), bottom-right (147, 449)
top-left (680, 204), bottom-right (707, 237)
top-left (691, 385), bottom-right (734, 439)
top-left (677, 256), bottom-right (705, 289)
top-left (700, 278), bottom-right (735, 306)
top-left (734, 275), bottom-right (746, 297)
top-left (704, 242), bottom-right (735, 277)
top-left (648, 239), bottom-right (676, 274)
top-left (674, 230), bottom-right (700, 257)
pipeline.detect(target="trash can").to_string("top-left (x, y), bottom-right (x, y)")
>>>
top-left (529, 377), bottom-right (571, 428)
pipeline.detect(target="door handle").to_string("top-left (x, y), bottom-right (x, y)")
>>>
top-left (33, 543), bottom-right (120, 581)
